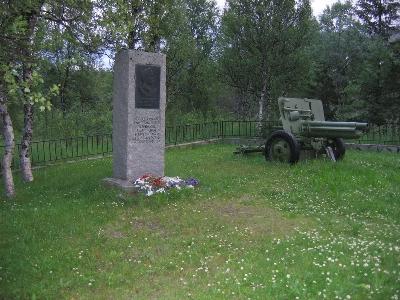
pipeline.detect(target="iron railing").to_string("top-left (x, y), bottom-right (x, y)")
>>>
top-left (1, 120), bottom-right (399, 169)
top-left (2, 134), bottom-right (113, 170)
top-left (217, 120), bottom-right (400, 145)
top-left (165, 122), bottom-right (221, 144)
top-left (357, 122), bottom-right (400, 145)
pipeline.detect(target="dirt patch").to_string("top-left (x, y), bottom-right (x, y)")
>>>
top-left (237, 193), bottom-right (256, 203)
top-left (102, 227), bottom-right (126, 239)
top-left (102, 214), bottom-right (168, 240)
top-left (131, 218), bottom-right (165, 231)
top-left (202, 199), bottom-right (309, 237)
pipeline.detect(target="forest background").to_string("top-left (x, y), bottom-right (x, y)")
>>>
top-left (1, 0), bottom-right (399, 139)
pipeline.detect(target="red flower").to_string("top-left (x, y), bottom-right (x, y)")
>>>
top-left (152, 177), bottom-right (166, 188)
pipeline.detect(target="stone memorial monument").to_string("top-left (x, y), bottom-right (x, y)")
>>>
top-left (103, 50), bottom-right (166, 190)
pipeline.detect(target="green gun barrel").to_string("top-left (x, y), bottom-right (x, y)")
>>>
top-left (305, 121), bottom-right (368, 130)
top-left (302, 121), bottom-right (367, 139)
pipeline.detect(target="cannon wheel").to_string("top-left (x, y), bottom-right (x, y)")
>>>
top-left (265, 130), bottom-right (300, 164)
top-left (326, 138), bottom-right (346, 160)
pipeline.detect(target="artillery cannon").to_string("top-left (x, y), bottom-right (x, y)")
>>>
top-left (264, 97), bottom-right (368, 163)
top-left (234, 97), bottom-right (368, 163)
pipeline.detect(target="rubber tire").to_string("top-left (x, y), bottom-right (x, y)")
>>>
top-left (265, 130), bottom-right (300, 164)
top-left (327, 138), bottom-right (346, 160)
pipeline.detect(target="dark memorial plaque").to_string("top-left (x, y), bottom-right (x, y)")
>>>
top-left (135, 64), bottom-right (161, 109)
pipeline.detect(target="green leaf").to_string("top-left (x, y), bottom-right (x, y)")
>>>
top-left (50, 84), bottom-right (60, 94)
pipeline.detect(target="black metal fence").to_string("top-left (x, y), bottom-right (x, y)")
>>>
top-left (217, 120), bottom-right (400, 145)
top-left (1, 120), bottom-right (399, 169)
top-left (165, 122), bottom-right (221, 144)
top-left (357, 122), bottom-right (400, 145)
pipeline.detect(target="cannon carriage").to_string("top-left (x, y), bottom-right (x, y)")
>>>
top-left (236, 97), bottom-right (368, 163)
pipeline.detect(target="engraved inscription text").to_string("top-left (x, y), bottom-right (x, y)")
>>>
top-left (132, 116), bottom-right (161, 143)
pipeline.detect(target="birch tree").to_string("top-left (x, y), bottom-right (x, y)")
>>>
top-left (18, 0), bottom-right (96, 183)
top-left (310, 1), bottom-right (366, 119)
top-left (0, 76), bottom-right (15, 197)
top-left (99, 0), bottom-right (220, 117)
top-left (0, 1), bottom-right (36, 196)
top-left (98, 0), bottom-right (172, 52)
top-left (219, 0), bottom-right (313, 121)
top-left (0, 0), bottom-right (96, 197)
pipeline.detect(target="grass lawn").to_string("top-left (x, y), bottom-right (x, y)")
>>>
top-left (1, 144), bottom-right (399, 299)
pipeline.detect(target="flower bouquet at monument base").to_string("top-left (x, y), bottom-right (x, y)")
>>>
top-left (133, 174), bottom-right (200, 196)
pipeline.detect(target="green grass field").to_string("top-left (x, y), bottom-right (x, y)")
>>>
top-left (1, 144), bottom-right (399, 299)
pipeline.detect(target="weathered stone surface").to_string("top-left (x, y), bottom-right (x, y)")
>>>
top-left (108, 50), bottom-right (166, 186)
top-left (102, 177), bottom-right (137, 192)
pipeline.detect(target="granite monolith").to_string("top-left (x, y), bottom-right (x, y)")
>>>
top-left (103, 50), bottom-right (166, 190)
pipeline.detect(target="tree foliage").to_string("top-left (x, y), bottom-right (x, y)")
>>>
top-left (219, 0), bottom-right (313, 120)
top-left (356, 0), bottom-right (400, 37)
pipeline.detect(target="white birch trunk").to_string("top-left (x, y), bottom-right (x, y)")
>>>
top-left (257, 76), bottom-right (267, 133)
top-left (20, 102), bottom-right (34, 182)
top-left (258, 92), bottom-right (264, 123)
top-left (0, 88), bottom-right (16, 197)
top-left (154, 39), bottom-right (161, 53)
top-left (19, 10), bottom-right (40, 183)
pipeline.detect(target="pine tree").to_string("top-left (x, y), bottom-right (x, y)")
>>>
top-left (356, 0), bottom-right (400, 37)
